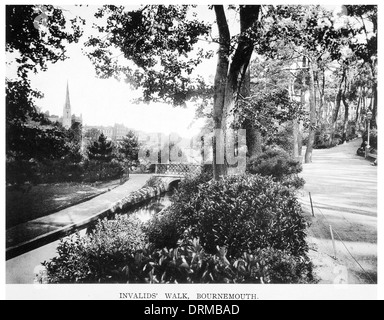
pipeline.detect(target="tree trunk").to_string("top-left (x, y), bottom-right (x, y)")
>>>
top-left (372, 81), bottom-right (377, 128)
top-left (299, 56), bottom-right (307, 157)
top-left (305, 61), bottom-right (316, 163)
top-left (331, 67), bottom-right (346, 142)
top-left (341, 93), bottom-right (350, 143)
top-left (355, 95), bottom-right (361, 123)
top-left (317, 68), bottom-right (325, 126)
top-left (293, 121), bottom-right (299, 158)
top-left (212, 5), bottom-right (260, 180)
top-left (286, 75), bottom-right (299, 158)
top-left (212, 5), bottom-right (230, 180)
top-left (241, 67), bottom-right (262, 158)
top-left (244, 119), bottom-right (262, 158)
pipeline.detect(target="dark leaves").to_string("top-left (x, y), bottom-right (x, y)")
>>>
top-left (85, 5), bottom-right (212, 106)
top-left (6, 5), bottom-right (84, 78)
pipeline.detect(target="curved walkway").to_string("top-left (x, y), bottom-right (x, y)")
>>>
top-left (299, 139), bottom-right (377, 284)
top-left (6, 174), bottom-right (151, 260)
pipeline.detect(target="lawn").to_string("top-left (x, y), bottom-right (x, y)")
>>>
top-left (6, 179), bottom-right (121, 229)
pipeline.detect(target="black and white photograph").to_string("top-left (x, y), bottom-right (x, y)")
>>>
top-left (3, 1), bottom-right (381, 301)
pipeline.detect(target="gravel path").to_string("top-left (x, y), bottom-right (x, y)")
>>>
top-left (299, 139), bottom-right (377, 284)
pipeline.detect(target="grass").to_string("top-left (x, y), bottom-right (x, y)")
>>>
top-left (6, 179), bottom-right (121, 229)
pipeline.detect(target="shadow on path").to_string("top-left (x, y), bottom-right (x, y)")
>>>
top-left (299, 139), bottom-right (377, 284)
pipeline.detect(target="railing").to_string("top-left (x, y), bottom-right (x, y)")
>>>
top-left (155, 163), bottom-right (202, 176)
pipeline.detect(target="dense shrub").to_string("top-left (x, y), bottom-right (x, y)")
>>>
top-left (281, 175), bottom-right (306, 190)
top-left (82, 159), bottom-right (124, 183)
top-left (314, 130), bottom-right (332, 149)
top-left (44, 228), bottom-right (314, 284)
top-left (266, 123), bottom-right (295, 154)
top-left (142, 232), bottom-right (313, 284)
top-left (302, 128), bottom-right (341, 149)
top-left (144, 213), bottom-right (180, 250)
top-left (147, 174), bottom-right (308, 260)
top-left (145, 171), bottom-right (213, 249)
top-left (35, 159), bottom-right (85, 183)
top-left (42, 167), bottom-right (313, 284)
top-left (6, 158), bottom-right (39, 186)
top-left (43, 215), bottom-right (146, 283)
top-left (11, 157), bottom-right (126, 185)
top-left (247, 148), bottom-right (302, 180)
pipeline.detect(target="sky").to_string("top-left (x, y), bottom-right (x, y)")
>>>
top-left (6, 5), bottom-right (218, 138)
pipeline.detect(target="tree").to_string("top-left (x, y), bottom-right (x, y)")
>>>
top-left (6, 78), bottom-right (72, 163)
top-left (6, 5), bottom-right (84, 78)
top-left (345, 5), bottom-right (377, 127)
top-left (84, 128), bottom-right (101, 145)
top-left (64, 122), bottom-right (83, 163)
top-left (87, 133), bottom-right (114, 162)
top-left (211, 6), bottom-right (260, 178)
top-left (85, 5), bottom-right (262, 180)
top-left (118, 130), bottom-right (140, 168)
top-left (6, 5), bottom-right (84, 184)
top-left (255, 5), bottom-right (352, 162)
top-left (234, 55), bottom-right (307, 157)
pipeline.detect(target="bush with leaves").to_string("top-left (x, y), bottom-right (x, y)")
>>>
top-left (82, 159), bottom-right (124, 183)
top-left (147, 174), bottom-right (308, 260)
top-left (265, 122), bottom-right (295, 154)
top-left (145, 171), bottom-right (212, 249)
top-left (43, 215), bottom-right (146, 283)
top-left (43, 228), bottom-right (314, 284)
top-left (247, 148), bottom-right (302, 180)
top-left (145, 230), bottom-right (313, 284)
top-left (145, 211), bottom-right (180, 250)
top-left (87, 133), bottom-right (115, 162)
top-left (6, 158), bottom-right (40, 186)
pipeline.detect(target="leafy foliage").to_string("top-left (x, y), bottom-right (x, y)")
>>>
top-left (6, 5), bottom-right (84, 185)
top-left (312, 125), bottom-right (342, 149)
top-left (345, 5), bottom-right (377, 64)
top-left (6, 5), bottom-right (84, 78)
top-left (87, 133), bottom-right (114, 162)
top-left (247, 148), bottom-right (302, 179)
top-left (85, 5), bottom-right (213, 106)
top-left (265, 122), bottom-right (296, 155)
top-left (247, 148), bottom-right (305, 190)
top-left (234, 87), bottom-right (306, 135)
top-left (118, 131), bottom-right (140, 163)
top-left (84, 128), bottom-right (101, 144)
top-left (44, 215), bottom-right (146, 283)
top-left (147, 174), bottom-right (308, 259)
top-left (82, 160), bottom-right (124, 183)
top-left (6, 80), bottom-right (68, 162)
top-left (141, 232), bottom-right (313, 284)
top-left (44, 227), bottom-right (314, 284)
top-left (145, 171), bottom-right (212, 248)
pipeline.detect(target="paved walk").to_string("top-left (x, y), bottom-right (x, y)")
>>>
top-left (299, 139), bottom-right (377, 284)
top-left (6, 174), bottom-right (151, 260)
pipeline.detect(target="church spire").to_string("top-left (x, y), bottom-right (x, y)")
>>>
top-left (62, 81), bottom-right (72, 128)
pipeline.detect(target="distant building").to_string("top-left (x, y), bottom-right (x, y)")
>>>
top-left (113, 123), bottom-right (131, 141)
top-left (45, 82), bottom-right (82, 128)
top-left (83, 123), bottom-right (132, 142)
top-left (62, 82), bottom-right (72, 128)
